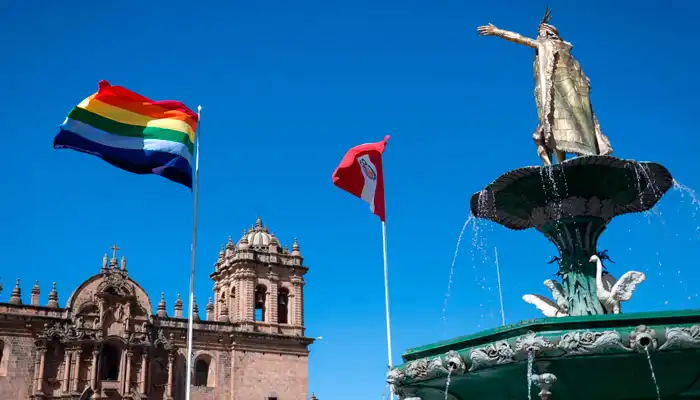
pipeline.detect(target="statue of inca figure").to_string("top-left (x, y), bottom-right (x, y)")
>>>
top-left (477, 7), bottom-right (613, 166)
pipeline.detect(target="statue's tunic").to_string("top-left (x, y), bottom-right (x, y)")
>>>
top-left (533, 38), bottom-right (612, 156)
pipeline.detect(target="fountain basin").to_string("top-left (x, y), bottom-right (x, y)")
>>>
top-left (469, 155), bottom-right (673, 231)
top-left (388, 310), bottom-right (700, 399)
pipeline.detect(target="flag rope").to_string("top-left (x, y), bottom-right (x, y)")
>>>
top-left (185, 105), bottom-right (202, 400)
top-left (382, 221), bottom-right (395, 400)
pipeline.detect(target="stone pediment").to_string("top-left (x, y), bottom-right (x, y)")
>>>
top-left (67, 269), bottom-right (153, 318)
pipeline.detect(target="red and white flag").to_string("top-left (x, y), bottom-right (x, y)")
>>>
top-left (332, 135), bottom-right (390, 222)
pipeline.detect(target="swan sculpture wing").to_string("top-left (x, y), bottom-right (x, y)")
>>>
top-left (523, 294), bottom-right (564, 317)
top-left (601, 273), bottom-right (617, 293)
top-left (543, 279), bottom-right (568, 311)
top-left (610, 271), bottom-right (646, 302)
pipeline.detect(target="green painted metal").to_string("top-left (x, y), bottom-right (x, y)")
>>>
top-left (541, 216), bottom-right (608, 315)
top-left (390, 311), bottom-right (700, 400)
top-left (389, 156), bottom-right (700, 399)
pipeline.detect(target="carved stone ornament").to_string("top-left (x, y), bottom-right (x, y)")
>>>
top-left (628, 325), bottom-right (658, 352)
top-left (468, 340), bottom-right (515, 371)
top-left (37, 321), bottom-right (103, 343)
top-left (557, 330), bottom-right (630, 355)
top-left (659, 325), bottom-right (700, 351)
top-left (153, 329), bottom-right (175, 351)
top-left (514, 331), bottom-right (555, 356)
top-left (97, 270), bottom-right (134, 297)
top-left (127, 323), bottom-right (153, 346)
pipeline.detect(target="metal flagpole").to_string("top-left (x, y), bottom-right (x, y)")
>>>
top-left (494, 246), bottom-right (506, 326)
top-left (381, 221), bottom-right (395, 400)
top-left (185, 105), bottom-right (202, 400)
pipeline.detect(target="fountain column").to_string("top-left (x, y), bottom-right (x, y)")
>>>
top-left (540, 216), bottom-right (607, 315)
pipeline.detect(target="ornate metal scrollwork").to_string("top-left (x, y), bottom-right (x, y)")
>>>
top-left (659, 325), bottom-right (700, 351)
top-left (557, 330), bottom-right (630, 355)
top-left (469, 340), bottom-right (515, 371)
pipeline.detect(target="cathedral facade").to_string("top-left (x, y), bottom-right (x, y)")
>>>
top-left (0, 218), bottom-right (313, 399)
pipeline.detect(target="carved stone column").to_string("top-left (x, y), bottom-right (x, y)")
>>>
top-left (139, 351), bottom-right (148, 395)
top-left (124, 349), bottom-right (133, 394)
top-left (268, 272), bottom-right (279, 324)
top-left (33, 346), bottom-right (47, 395)
top-left (90, 347), bottom-right (100, 391)
top-left (236, 277), bottom-right (244, 321)
top-left (166, 352), bottom-right (175, 400)
top-left (290, 275), bottom-right (304, 328)
top-left (229, 282), bottom-right (237, 322)
top-left (241, 270), bottom-right (256, 322)
top-left (62, 349), bottom-right (72, 394)
top-left (213, 284), bottom-right (220, 320)
top-left (71, 347), bottom-right (82, 393)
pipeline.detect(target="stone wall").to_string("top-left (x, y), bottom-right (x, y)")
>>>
top-left (232, 350), bottom-right (308, 400)
top-left (0, 334), bottom-right (36, 398)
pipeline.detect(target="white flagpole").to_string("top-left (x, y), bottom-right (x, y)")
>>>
top-left (494, 246), bottom-right (506, 326)
top-left (185, 105), bottom-right (202, 400)
top-left (381, 221), bottom-right (395, 400)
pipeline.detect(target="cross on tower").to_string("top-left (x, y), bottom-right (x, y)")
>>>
top-left (110, 244), bottom-right (120, 259)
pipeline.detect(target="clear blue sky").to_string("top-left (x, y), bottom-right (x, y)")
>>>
top-left (2, 1), bottom-right (699, 398)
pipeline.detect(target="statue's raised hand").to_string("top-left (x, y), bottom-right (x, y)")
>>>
top-left (477, 24), bottom-right (498, 36)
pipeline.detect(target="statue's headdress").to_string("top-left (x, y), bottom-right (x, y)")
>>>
top-left (538, 5), bottom-right (559, 37)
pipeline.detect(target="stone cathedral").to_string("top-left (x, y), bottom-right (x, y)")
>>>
top-left (0, 218), bottom-right (314, 400)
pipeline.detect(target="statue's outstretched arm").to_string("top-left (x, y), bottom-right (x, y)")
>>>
top-left (477, 24), bottom-right (537, 48)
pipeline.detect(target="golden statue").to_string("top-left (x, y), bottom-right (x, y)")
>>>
top-left (477, 7), bottom-right (613, 166)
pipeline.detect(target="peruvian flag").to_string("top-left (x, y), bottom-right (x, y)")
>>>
top-left (332, 136), bottom-right (390, 222)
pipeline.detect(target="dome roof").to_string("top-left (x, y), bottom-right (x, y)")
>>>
top-left (238, 217), bottom-right (280, 250)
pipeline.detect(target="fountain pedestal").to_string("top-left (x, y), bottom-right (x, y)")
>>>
top-left (388, 156), bottom-right (700, 399)
top-left (469, 155), bottom-right (673, 316)
top-left (541, 216), bottom-right (607, 315)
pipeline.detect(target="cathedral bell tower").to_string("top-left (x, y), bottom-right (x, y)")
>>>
top-left (208, 217), bottom-right (307, 336)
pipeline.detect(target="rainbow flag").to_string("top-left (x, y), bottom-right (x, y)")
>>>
top-left (54, 80), bottom-right (198, 188)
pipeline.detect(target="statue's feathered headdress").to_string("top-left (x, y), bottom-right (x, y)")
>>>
top-left (538, 5), bottom-right (559, 36)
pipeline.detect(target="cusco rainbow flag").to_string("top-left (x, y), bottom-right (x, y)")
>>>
top-left (54, 80), bottom-right (198, 188)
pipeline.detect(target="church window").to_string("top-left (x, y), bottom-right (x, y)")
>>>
top-left (255, 285), bottom-right (267, 322)
top-left (278, 288), bottom-right (289, 324)
top-left (194, 358), bottom-right (209, 386)
top-left (100, 343), bottom-right (121, 381)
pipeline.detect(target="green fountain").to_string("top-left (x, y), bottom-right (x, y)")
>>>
top-left (387, 8), bottom-right (700, 400)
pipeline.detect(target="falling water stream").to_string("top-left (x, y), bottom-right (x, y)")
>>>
top-left (645, 347), bottom-right (661, 400)
top-left (444, 367), bottom-right (453, 400)
top-left (443, 215), bottom-right (473, 323)
top-left (527, 350), bottom-right (534, 400)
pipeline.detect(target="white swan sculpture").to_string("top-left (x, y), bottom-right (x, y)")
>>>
top-left (590, 254), bottom-right (646, 314)
top-left (522, 279), bottom-right (569, 317)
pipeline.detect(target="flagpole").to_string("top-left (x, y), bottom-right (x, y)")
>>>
top-left (381, 221), bottom-right (395, 400)
top-left (185, 105), bottom-right (202, 400)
